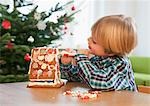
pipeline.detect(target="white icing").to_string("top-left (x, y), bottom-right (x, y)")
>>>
top-left (37, 69), bottom-right (43, 78)
top-left (28, 82), bottom-right (57, 86)
top-left (47, 54), bottom-right (55, 62)
top-left (38, 55), bottom-right (44, 61)
top-left (32, 62), bottom-right (38, 69)
top-left (41, 63), bottom-right (47, 69)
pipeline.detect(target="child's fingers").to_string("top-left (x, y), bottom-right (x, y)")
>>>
top-left (78, 49), bottom-right (90, 56)
top-left (61, 49), bottom-right (77, 57)
top-left (61, 56), bottom-right (73, 64)
top-left (71, 59), bottom-right (77, 65)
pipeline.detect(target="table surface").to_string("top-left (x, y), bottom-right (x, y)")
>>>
top-left (0, 82), bottom-right (150, 106)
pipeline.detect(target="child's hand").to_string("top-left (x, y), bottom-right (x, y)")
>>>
top-left (60, 48), bottom-right (77, 65)
top-left (61, 56), bottom-right (77, 65)
top-left (61, 48), bottom-right (77, 57)
top-left (61, 56), bottom-right (73, 65)
top-left (78, 49), bottom-right (91, 56)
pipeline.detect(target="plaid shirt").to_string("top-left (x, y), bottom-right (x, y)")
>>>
top-left (60, 54), bottom-right (137, 91)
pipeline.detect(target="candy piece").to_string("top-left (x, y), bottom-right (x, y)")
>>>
top-left (81, 95), bottom-right (90, 99)
top-left (41, 63), bottom-right (47, 69)
top-left (40, 49), bottom-right (46, 54)
top-left (88, 90), bottom-right (101, 94)
top-left (38, 55), bottom-right (44, 61)
top-left (43, 71), bottom-right (48, 77)
top-left (32, 62), bottom-right (38, 69)
top-left (37, 69), bottom-right (43, 76)
top-left (32, 70), bottom-right (37, 77)
top-left (45, 54), bottom-right (55, 62)
top-left (63, 90), bottom-right (100, 99)
top-left (63, 90), bottom-right (72, 95)
top-left (47, 71), bottom-right (53, 77)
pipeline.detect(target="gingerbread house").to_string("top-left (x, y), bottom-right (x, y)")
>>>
top-left (27, 47), bottom-right (64, 88)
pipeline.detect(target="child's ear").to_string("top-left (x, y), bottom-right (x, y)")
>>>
top-left (104, 48), bottom-right (113, 54)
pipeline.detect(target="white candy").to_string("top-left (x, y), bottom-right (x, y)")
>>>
top-left (38, 55), bottom-right (44, 61)
top-left (41, 63), bottom-right (47, 69)
top-left (45, 54), bottom-right (55, 62)
top-left (37, 69), bottom-right (43, 76)
top-left (32, 62), bottom-right (38, 69)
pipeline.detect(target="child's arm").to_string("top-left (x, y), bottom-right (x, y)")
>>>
top-left (59, 49), bottom-right (88, 82)
top-left (60, 63), bottom-right (81, 82)
top-left (74, 54), bottom-right (109, 90)
top-left (75, 54), bottom-right (137, 91)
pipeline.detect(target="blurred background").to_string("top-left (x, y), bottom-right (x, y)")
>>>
top-left (1, 0), bottom-right (150, 56)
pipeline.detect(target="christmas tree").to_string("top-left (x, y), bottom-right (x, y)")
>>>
top-left (0, 0), bottom-right (78, 83)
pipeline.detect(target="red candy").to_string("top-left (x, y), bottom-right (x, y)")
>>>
top-left (65, 90), bottom-right (72, 95)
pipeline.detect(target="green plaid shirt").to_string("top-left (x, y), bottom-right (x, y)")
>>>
top-left (60, 54), bottom-right (137, 91)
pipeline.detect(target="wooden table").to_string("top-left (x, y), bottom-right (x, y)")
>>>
top-left (0, 82), bottom-right (150, 106)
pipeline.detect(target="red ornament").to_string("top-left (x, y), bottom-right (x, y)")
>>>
top-left (5, 41), bottom-right (13, 49)
top-left (24, 53), bottom-right (31, 61)
top-left (64, 26), bottom-right (67, 30)
top-left (2, 19), bottom-right (11, 29)
top-left (71, 6), bottom-right (75, 11)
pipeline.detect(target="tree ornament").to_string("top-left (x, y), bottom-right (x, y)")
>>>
top-left (27, 36), bottom-right (34, 43)
top-left (64, 26), bottom-right (68, 30)
top-left (11, 38), bottom-right (15, 42)
top-left (34, 12), bottom-right (41, 20)
top-left (36, 21), bottom-right (47, 30)
top-left (5, 41), bottom-right (13, 49)
top-left (71, 6), bottom-right (75, 11)
top-left (24, 53), bottom-right (31, 61)
top-left (2, 19), bottom-right (11, 29)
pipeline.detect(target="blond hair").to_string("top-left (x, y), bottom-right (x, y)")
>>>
top-left (91, 15), bottom-right (137, 55)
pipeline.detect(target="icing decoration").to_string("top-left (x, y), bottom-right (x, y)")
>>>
top-left (27, 47), bottom-right (65, 88)
top-left (41, 63), bottom-right (47, 69)
top-left (32, 62), bottom-right (38, 69)
top-left (38, 55), bottom-right (45, 61)
top-left (37, 69), bottom-right (43, 76)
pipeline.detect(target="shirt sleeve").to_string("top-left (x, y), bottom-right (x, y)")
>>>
top-left (60, 54), bottom-right (137, 91)
top-left (74, 54), bottom-right (109, 90)
top-left (59, 62), bottom-right (81, 82)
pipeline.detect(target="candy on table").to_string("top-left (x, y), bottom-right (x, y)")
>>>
top-left (63, 90), bottom-right (101, 99)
